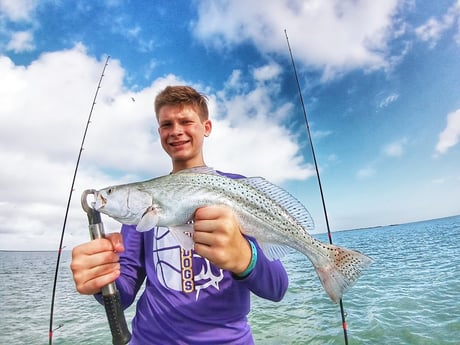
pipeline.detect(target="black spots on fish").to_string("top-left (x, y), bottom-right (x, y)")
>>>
top-left (329, 248), bottom-right (363, 280)
top-left (331, 248), bottom-right (350, 264)
top-left (312, 240), bottom-right (329, 250)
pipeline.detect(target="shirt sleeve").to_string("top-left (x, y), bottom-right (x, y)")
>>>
top-left (234, 237), bottom-right (289, 302)
top-left (116, 224), bottom-right (147, 308)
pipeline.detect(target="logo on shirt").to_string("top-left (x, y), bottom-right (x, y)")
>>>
top-left (153, 227), bottom-right (224, 300)
top-left (180, 248), bottom-right (195, 293)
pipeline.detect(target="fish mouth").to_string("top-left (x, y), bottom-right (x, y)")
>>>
top-left (100, 194), bottom-right (107, 207)
top-left (92, 191), bottom-right (106, 210)
top-left (99, 193), bottom-right (107, 208)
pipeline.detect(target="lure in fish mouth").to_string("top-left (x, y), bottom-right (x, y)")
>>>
top-left (94, 192), bottom-right (107, 208)
top-left (84, 167), bottom-right (373, 303)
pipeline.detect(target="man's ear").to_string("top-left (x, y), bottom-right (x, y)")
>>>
top-left (204, 120), bottom-right (212, 137)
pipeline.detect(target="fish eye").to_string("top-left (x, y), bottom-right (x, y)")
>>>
top-left (107, 188), bottom-right (112, 195)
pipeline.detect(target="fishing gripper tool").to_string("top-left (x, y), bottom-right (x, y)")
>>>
top-left (81, 189), bottom-right (132, 345)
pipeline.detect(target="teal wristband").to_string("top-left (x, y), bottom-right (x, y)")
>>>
top-left (236, 239), bottom-right (257, 278)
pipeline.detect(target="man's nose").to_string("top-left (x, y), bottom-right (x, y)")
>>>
top-left (170, 123), bottom-right (184, 135)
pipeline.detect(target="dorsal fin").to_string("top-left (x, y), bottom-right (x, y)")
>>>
top-left (239, 177), bottom-right (315, 231)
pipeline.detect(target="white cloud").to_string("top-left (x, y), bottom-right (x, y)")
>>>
top-left (327, 154), bottom-right (338, 162)
top-left (0, 46), bottom-right (310, 250)
top-left (206, 70), bottom-right (313, 183)
top-left (383, 137), bottom-right (408, 157)
top-left (107, 12), bottom-right (156, 53)
top-left (192, 0), bottom-right (401, 79)
top-left (436, 108), bottom-right (460, 154)
top-left (379, 93), bottom-right (399, 108)
top-left (415, 0), bottom-right (460, 48)
top-left (357, 166), bottom-right (376, 179)
top-left (252, 63), bottom-right (282, 82)
top-left (416, 18), bottom-right (446, 47)
top-left (6, 30), bottom-right (34, 52)
top-left (312, 129), bottom-right (333, 140)
top-left (0, 0), bottom-right (38, 22)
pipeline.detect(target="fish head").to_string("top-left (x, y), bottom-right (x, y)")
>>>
top-left (93, 185), bottom-right (153, 225)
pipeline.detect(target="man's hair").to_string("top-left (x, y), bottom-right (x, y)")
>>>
top-left (154, 85), bottom-right (209, 120)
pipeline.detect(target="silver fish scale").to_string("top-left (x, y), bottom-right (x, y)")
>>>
top-left (148, 173), bottom-right (322, 259)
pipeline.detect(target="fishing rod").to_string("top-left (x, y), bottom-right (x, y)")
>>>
top-left (48, 55), bottom-right (110, 345)
top-left (284, 30), bottom-right (349, 345)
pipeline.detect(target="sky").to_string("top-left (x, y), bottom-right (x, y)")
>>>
top-left (0, 0), bottom-right (459, 251)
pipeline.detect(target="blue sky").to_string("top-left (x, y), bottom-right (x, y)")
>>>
top-left (0, 0), bottom-right (459, 250)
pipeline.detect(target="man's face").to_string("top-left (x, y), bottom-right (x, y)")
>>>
top-left (157, 104), bottom-right (212, 170)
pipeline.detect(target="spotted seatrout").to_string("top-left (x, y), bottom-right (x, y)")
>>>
top-left (89, 167), bottom-right (372, 302)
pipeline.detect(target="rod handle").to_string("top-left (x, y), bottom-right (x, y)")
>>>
top-left (102, 292), bottom-right (132, 345)
top-left (89, 220), bottom-right (132, 344)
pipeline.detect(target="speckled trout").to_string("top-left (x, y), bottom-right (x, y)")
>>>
top-left (89, 167), bottom-right (372, 302)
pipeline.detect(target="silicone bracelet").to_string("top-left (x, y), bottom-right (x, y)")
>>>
top-left (236, 239), bottom-right (257, 278)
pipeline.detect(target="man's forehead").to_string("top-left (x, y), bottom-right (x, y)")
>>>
top-left (158, 104), bottom-right (200, 120)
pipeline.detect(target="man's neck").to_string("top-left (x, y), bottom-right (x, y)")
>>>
top-left (171, 160), bottom-right (206, 173)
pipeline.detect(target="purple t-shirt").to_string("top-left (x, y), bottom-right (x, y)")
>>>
top-left (106, 171), bottom-right (289, 344)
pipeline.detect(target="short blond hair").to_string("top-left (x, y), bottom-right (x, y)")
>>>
top-left (154, 86), bottom-right (209, 121)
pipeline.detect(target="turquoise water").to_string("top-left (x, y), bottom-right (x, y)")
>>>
top-left (0, 215), bottom-right (459, 344)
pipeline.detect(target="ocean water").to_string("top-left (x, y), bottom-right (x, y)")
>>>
top-left (0, 215), bottom-right (459, 344)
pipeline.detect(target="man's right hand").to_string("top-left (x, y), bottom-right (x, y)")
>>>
top-left (70, 233), bottom-right (124, 295)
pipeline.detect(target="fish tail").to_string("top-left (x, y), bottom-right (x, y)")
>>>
top-left (313, 244), bottom-right (373, 303)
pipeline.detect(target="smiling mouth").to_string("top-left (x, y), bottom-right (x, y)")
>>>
top-left (169, 140), bottom-right (189, 147)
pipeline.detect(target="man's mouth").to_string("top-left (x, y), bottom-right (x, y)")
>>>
top-left (169, 140), bottom-right (189, 147)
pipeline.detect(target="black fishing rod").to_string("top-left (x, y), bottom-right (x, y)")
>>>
top-left (48, 56), bottom-right (110, 345)
top-left (284, 30), bottom-right (349, 345)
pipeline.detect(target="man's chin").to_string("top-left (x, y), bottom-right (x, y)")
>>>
top-left (170, 152), bottom-right (190, 161)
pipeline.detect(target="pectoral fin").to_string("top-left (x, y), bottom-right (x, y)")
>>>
top-left (169, 224), bottom-right (195, 251)
top-left (136, 209), bottom-right (159, 232)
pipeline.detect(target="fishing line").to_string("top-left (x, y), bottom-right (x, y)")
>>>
top-left (284, 30), bottom-right (349, 345)
top-left (48, 55), bottom-right (110, 345)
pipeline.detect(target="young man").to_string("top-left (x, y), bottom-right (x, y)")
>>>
top-left (71, 85), bottom-right (289, 344)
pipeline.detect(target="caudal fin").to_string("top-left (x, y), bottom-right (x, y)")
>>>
top-left (314, 244), bottom-right (373, 303)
